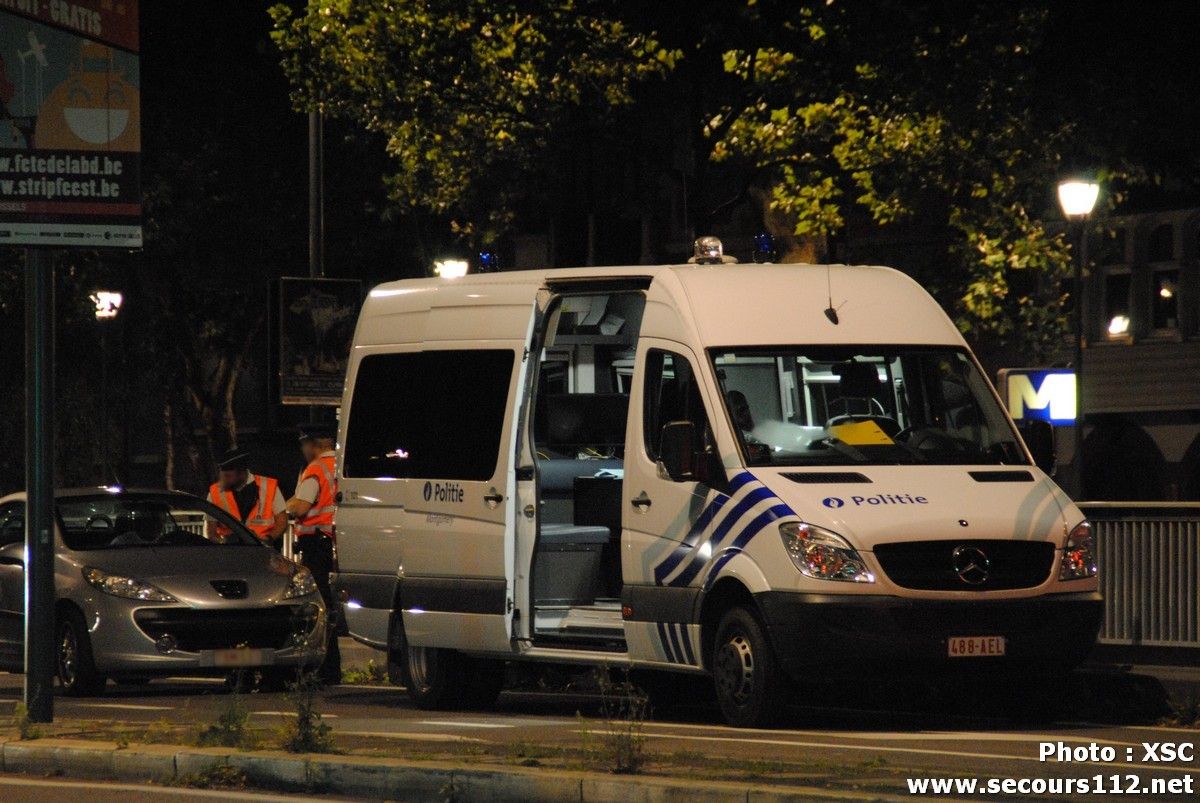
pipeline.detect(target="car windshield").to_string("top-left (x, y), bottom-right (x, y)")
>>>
top-left (712, 346), bottom-right (1027, 467)
top-left (57, 493), bottom-right (261, 550)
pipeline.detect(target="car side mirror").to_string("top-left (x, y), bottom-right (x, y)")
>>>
top-left (1019, 420), bottom-right (1056, 476)
top-left (659, 421), bottom-right (696, 482)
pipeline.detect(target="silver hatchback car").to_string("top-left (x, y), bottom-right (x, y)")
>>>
top-left (0, 488), bottom-right (326, 695)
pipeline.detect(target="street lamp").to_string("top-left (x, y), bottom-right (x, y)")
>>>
top-left (1057, 179), bottom-right (1100, 499)
top-left (90, 290), bottom-right (123, 481)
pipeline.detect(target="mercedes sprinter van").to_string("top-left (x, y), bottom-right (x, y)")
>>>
top-left (333, 257), bottom-right (1101, 726)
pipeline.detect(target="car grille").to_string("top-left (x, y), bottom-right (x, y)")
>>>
top-left (134, 607), bottom-right (313, 651)
top-left (873, 539), bottom-right (1055, 591)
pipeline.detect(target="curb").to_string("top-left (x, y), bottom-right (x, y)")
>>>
top-left (0, 737), bottom-right (882, 801)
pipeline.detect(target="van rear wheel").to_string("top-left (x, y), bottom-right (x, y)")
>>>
top-left (404, 645), bottom-right (503, 710)
top-left (712, 606), bottom-right (786, 727)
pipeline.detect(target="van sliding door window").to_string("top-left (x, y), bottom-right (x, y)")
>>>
top-left (343, 350), bottom-right (514, 480)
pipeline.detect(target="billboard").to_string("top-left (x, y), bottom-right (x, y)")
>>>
top-left (997, 368), bottom-right (1076, 424)
top-left (278, 277), bottom-right (362, 405)
top-left (0, 0), bottom-right (141, 247)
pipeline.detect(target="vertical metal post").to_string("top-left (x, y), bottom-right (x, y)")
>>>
top-left (1073, 217), bottom-right (1089, 499)
top-left (308, 110), bottom-right (325, 281)
top-left (24, 248), bottom-right (55, 723)
top-left (99, 325), bottom-right (108, 479)
top-left (308, 110), bottom-right (325, 426)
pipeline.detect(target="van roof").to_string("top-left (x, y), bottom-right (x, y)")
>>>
top-left (358, 264), bottom-right (965, 348)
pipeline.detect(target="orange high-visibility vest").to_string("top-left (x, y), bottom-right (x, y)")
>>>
top-left (207, 474), bottom-right (280, 540)
top-left (295, 454), bottom-right (337, 537)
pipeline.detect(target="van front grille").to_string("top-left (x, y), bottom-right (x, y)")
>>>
top-left (873, 540), bottom-right (1055, 591)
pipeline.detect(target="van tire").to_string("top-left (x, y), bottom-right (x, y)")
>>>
top-left (711, 606), bottom-right (786, 727)
top-left (404, 645), bottom-right (463, 709)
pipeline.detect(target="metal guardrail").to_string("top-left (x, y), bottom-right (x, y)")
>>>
top-left (1080, 502), bottom-right (1200, 649)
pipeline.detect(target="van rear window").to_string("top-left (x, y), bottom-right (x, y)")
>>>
top-left (344, 350), bottom-right (514, 480)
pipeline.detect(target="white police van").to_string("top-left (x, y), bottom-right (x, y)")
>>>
top-left (333, 243), bottom-right (1101, 726)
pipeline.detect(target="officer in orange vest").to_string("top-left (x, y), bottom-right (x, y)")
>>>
top-left (207, 449), bottom-right (287, 544)
top-left (286, 423), bottom-right (340, 683)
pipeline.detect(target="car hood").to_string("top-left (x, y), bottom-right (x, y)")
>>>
top-left (78, 546), bottom-right (307, 606)
top-left (750, 465), bottom-right (1076, 551)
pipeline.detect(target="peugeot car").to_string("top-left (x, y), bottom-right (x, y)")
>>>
top-left (0, 487), bottom-right (326, 695)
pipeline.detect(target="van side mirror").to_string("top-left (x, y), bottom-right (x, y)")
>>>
top-left (1018, 420), bottom-right (1056, 476)
top-left (659, 421), bottom-right (696, 482)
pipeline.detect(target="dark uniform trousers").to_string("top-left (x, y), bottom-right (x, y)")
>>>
top-left (296, 532), bottom-right (341, 684)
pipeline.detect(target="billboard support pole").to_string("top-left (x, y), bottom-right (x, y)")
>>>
top-left (308, 110), bottom-right (325, 425)
top-left (308, 110), bottom-right (325, 282)
top-left (24, 247), bottom-right (56, 724)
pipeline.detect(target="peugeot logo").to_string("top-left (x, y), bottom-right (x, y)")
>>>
top-left (951, 545), bottom-right (990, 586)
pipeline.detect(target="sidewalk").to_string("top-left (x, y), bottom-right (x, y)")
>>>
top-left (0, 737), bottom-right (899, 802)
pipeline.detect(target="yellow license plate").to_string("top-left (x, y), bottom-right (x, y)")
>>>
top-left (947, 636), bottom-right (1006, 657)
top-left (210, 648), bottom-right (268, 667)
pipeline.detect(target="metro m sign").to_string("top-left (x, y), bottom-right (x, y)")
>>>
top-left (997, 368), bottom-right (1076, 424)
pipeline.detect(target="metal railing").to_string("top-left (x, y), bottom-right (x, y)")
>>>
top-left (1080, 502), bottom-right (1200, 649)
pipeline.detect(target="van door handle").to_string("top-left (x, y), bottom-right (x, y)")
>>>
top-left (631, 491), bottom-right (652, 512)
top-left (484, 488), bottom-right (504, 509)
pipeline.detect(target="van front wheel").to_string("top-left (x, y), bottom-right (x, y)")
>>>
top-left (712, 606), bottom-right (786, 727)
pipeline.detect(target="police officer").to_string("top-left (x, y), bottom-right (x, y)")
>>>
top-left (206, 448), bottom-right (287, 544)
top-left (285, 423), bottom-right (341, 684)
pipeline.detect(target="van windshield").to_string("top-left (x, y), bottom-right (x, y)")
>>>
top-left (712, 346), bottom-right (1027, 467)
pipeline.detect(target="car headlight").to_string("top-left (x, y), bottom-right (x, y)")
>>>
top-left (1059, 520), bottom-right (1098, 581)
top-left (82, 567), bottom-right (177, 602)
top-left (284, 567), bottom-right (319, 599)
top-left (779, 522), bottom-right (874, 583)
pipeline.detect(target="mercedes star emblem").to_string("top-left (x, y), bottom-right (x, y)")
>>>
top-left (952, 545), bottom-right (990, 586)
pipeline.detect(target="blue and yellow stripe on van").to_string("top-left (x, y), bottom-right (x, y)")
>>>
top-left (652, 472), bottom-right (797, 590)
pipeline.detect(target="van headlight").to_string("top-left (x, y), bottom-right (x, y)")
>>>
top-left (82, 567), bottom-right (177, 602)
top-left (284, 567), bottom-right (319, 599)
top-left (1059, 520), bottom-right (1098, 581)
top-left (779, 522), bottom-right (874, 583)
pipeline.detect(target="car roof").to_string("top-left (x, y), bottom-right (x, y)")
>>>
top-left (0, 487), bottom-right (203, 502)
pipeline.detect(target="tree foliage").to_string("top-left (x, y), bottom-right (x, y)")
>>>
top-left (708, 2), bottom-right (1085, 360)
top-left (270, 0), bottom-right (674, 244)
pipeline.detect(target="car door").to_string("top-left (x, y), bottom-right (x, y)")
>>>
top-left (0, 502), bottom-right (27, 670)
top-left (623, 343), bottom-right (730, 668)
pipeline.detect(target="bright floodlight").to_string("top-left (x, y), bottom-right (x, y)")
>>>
top-left (90, 290), bottom-right (123, 320)
top-left (1057, 180), bottom-right (1100, 219)
top-left (1107, 314), bottom-right (1130, 336)
top-left (433, 259), bottom-right (469, 279)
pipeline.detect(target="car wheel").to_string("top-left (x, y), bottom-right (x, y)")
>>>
top-left (57, 608), bottom-right (106, 697)
top-left (711, 606), bottom-right (786, 727)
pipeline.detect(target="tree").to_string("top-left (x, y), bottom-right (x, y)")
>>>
top-left (270, 0), bottom-right (675, 247)
top-left (706, 1), bottom-right (1090, 362)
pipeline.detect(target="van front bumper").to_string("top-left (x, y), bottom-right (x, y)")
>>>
top-left (754, 591), bottom-right (1102, 679)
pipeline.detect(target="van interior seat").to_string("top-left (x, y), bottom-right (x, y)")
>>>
top-left (537, 457), bottom-right (623, 525)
